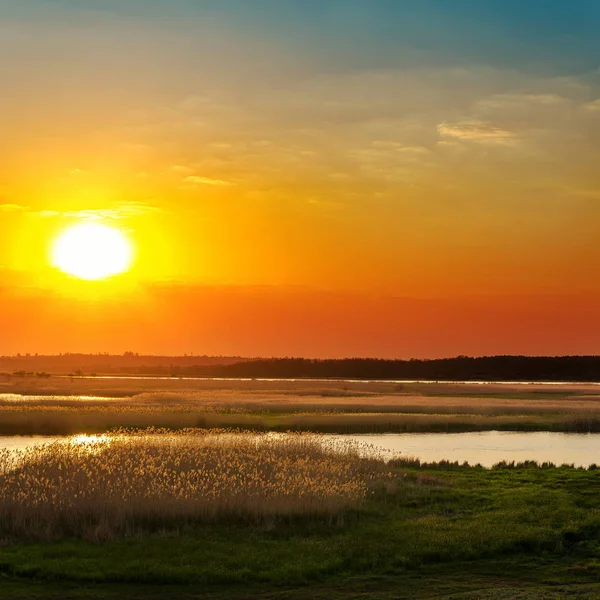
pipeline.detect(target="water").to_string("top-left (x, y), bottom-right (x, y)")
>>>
top-left (2, 431), bottom-right (600, 468)
top-left (339, 431), bottom-right (600, 467)
top-left (0, 394), bottom-right (120, 403)
top-left (0, 436), bottom-right (66, 451)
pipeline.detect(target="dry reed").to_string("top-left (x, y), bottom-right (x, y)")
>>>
top-left (0, 429), bottom-right (392, 540)
top-left (3, 379), bottom-right (600, 435)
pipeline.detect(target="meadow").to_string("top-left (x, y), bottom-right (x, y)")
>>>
top-left (3, 446), bottom-right (600, 598)
top-left (4, 378), bottom-right (600, 598)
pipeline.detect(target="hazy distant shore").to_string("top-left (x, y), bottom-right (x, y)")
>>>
top-left (4, 354), bottom-right (600, 382)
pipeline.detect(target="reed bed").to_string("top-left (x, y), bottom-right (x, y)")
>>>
top-left (2, 405), bottom-right (600, 434)
top-left (4, 379), bottom-right (600, 434)
top-left (4, 386), bottom-right (600, 416)
top-left (0, 429), bottom-right (392, 540)
top-left (4, 374), bottom-right (600, 396)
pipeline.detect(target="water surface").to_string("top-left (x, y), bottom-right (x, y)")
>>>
top-left (338, 431), bottom-right (600, 467)
top-left (2, 431), bottom-right (600, 468)
top-left (0, 436), bottom-right (65, 451)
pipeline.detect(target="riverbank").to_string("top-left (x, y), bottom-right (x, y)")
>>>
top-left (4, 408), bottom-right (600, 434)
top-left (3, 460), bottom-right (600, 599)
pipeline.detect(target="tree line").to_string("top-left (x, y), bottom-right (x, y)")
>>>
top-left (170, 355), bottom-right (600, 381)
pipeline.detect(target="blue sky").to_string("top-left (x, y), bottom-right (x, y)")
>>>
top-left (7, 0), bottom-right (599, 76)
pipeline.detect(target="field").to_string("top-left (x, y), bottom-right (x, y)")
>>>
top-left (3, 375), bottom-right (600, 434)
top-left (4, 378), bottom-right (600, 598)
top-left (3, 440), bottom-right (600, 598)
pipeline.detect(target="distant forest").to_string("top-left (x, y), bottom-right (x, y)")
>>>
top-left (175, 356), bottom-right (600, 382)
top-left (4, 354), bottom-right (600, 382)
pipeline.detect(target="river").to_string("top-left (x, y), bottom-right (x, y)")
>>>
top-left (2, 431), bottom-right (599, 468)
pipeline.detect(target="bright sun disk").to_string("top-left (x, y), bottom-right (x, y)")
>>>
top-left (51, 223), bottom-right (133, 280)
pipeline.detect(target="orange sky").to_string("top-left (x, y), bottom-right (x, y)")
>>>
top-left (2, 2), bottom-right (600, 357)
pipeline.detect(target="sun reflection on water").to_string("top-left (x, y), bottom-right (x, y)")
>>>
top-left (68, 434), bottom-right (113, 447)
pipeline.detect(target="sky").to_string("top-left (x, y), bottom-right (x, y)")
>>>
top-left (2, 0), bottom-right (600, 358)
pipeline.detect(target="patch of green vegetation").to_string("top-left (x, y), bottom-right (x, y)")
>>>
top-left (261, 414), bottom-right (600, 434)
top-left (4, 464), bottom-right (600, 598)
top-left (421, 391), bottom-right (582, 400)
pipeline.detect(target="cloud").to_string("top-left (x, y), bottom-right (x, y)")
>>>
top-left (563, 188), bottom-right (600, 200)
top-left (30, 202), bottom-right (164, 221)
top-left (476, 93), bottom-right (567, 111)
top-left (0, 204), bottom-right (28, 212)
top-left (171, 165), bottom-right (194, 175)
top-left (106, 201), bottom-right (165, 218)
top-left (128, 67), bottom-right (600, 195)
top-left (437, 120), bottom-right (518, 145)
top-left (370, 142), bottom-right (431, 155)
top-left (182, 176), bottom-right (233, 187)
top-left (583, 99), bottom-right (600, 112)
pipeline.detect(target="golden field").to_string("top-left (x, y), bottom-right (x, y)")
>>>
top-left (0, 429), bottom-right (393, 540)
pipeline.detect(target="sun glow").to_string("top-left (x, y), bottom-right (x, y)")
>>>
top-left (51, 223), bottom-right (133, 280)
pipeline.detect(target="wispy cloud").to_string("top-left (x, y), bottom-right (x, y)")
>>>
top-left (583, 99), bottom-right (600, 112)
top-left (32, 202), bottom-right (164, 221)
top-left (183, 175), bottom-right (233, 187)
top-left (0, 203), bottom-right (28, 212)
top-left (437, 120), bottom-right (518, 145)
top-left (564, 188), bottom-right (600, 200)
top-left (476, 93), bottom-right (567, 111)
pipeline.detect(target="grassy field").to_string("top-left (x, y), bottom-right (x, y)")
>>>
top-left (4, 381), bottom-right (600, 598)
top-left (3, 439), bottom-right (600, 598)
top-left (3, 376), bottom-right (600, 433)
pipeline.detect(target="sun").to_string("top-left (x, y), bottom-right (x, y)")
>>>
top-left (51, 223), bottom-right (133, 280)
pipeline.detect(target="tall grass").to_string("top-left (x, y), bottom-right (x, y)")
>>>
top-left (0, 429), bottom-right (392, 540)
top-left (4, 378), bottom-right (600, 434)
top-left (3, 405), bottom-right (600, 434)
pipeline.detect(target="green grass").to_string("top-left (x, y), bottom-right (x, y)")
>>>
top-left (6, 409), bottom-right (600, 435)
top-left (4, 464), bottom-right (600, 598)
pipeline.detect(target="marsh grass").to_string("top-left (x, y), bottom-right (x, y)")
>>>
top-left (2, 405), bottom-right (600, 434)
top-left (4, 379), bottom-right (600, 434)
top-left (4, 459), bottom-right (600, 598)
top-left (0, 429), bottom-right (393, 540)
